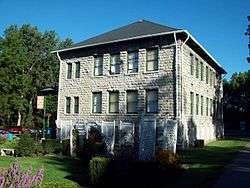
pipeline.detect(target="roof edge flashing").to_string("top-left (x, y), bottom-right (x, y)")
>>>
top-left (51, 30), bottom-right (185, 53)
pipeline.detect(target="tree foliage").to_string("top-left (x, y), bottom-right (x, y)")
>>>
top-left (0, 24), bottom-right (72, 127)
top-left (224, 71), bottom-right (250, 112)
top-left (223, 71), bottom-right (250, 129)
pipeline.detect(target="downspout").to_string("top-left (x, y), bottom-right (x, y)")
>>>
top-left (174, 33), bottom-right (178, 120)
top-left (56, 52), bottom-right (63, 142)
top-left (174, 32), bottom-right (190, 147)
top-left (180, 33), bottom-right (190, 120)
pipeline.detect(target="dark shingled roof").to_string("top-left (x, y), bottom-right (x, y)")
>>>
top-left (72, 20), bottom-right (180, 48)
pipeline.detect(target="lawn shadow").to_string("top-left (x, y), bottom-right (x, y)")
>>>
top-left (43, 156), bottom-right (90, 187)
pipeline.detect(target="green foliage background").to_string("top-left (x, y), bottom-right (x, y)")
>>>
top-left (0, 24), bottom-right (72, 128)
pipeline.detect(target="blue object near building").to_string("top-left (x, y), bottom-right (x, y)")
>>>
top-left (7, 132), bottom-right (14, 141)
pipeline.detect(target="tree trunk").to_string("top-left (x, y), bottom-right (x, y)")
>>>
top-left (17, 110), bottom-right (21, 126)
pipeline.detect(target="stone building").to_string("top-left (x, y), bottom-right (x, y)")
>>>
top-left (53, 20), bottom-right (226, 158)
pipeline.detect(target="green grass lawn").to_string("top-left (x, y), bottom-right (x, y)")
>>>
top-left (0, 138), bottom-right (249, 188)
top-left (0, 155), bottom-right (89, 188)
top-left (172, 138), bottom-right (250, 188)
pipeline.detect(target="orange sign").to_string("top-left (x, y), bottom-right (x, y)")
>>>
top-left (37, 96), bottom-right (44, 109)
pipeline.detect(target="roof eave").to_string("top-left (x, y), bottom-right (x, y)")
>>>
top-left (183, 30), bottom-right (227, 74)
top-left (51, 29), bottom-right (185, 53)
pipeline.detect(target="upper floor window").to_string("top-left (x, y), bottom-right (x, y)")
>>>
top-left (146, 89), bottom-right (158, 113)
top-left (92, 92), bottom-right (102, 113)
top-left (66, 97), bottom-right (71, 114)
top-left (67, 63), bottom-right (72, 79)
top-left (75, 62), bottom-right (80, 78)
top-left (109, 91), bottom-right (119, 113)
top-left (200, 62), bottom-right (204, 81)
top-left (210, 69), bottom-right (213, 86)
top-left (190, 54), bottom-right (194, 75)
top-left (74, 97), bottom-right (79, 113)
top-left (126, 90), bottom-right (138, 113)
top-left (195, 58), bottom-right (199, 79)
top-left (146, 49), bottom-right (158, 71)
top-left (110, 54), bottom-right (121, 75)
top-left (128, 51), bottom-right (139, 73)
top-left (206, 66), bottom-right (209, 84)
top-left (94, 56), bottom-right (103, 76)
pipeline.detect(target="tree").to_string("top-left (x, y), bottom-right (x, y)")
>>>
top-left (223, 71), bottom-right (250, 130)
top-left (0, 24), bottom-right (73, 127)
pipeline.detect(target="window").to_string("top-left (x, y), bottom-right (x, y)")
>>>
top-left (214, 73), bottom-right (217, 87)
top-left (206, 66), bottom-right (209, 84)
top-left (67, 63), bottom-right (72, 79)
top-left (110, 54), bottom-right (121, 74)
top-left (75, 62), bottom-right (80, 78)
top-left (190, 92), bottom-right (194, 115)
top-left (74, 97), bottom-right (79, 113)
top-left (196, 94), bottom-right (199, 115)
top-left (126, 90), bottom-right (138, 113)
top-left (210, 99), bottom-right (213, 116)
top-left (195, 58), bottom-right (199, 79)
top-left (94, 56), bottom-right (103, 76)
top-left (146, 89), bottom-right (158, 113)
top-left (206, 97), bottom-right (209, 116)
top-left (109, 91), bottom-right (119, 113)
top-left (213, 100), bottom-right (216, 117)
top-left (128, 51), bottom-right (139, 73)
top-left (92, 92), bottom-right (102, 113)
top-left (146, 49), bottom-right (158, 71)
top-left (190, 54), bottom-right (194, 75)
top-left (210, 69), bottom-right (213, 86)
top-left (200, 62), bottom-right (204, 81)
top-left (66, 97), bottom-right (71, 114)
top-left (201, 95), bottom-right (204, 116)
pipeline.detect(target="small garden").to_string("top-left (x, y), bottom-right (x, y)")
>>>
top-left (0, 135), bottom-right (249, 188)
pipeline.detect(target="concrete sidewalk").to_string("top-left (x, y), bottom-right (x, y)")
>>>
top-left (214, 144), bottom-right (250, 188)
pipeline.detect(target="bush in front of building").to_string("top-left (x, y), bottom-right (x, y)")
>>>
top-left (42, 139), bottom-right (62, 154)
top-left (15, 133), bottom-right (37, 156)
top-left (89, 156), bottom-right (111, 185)
top-left (155, 149), bottom-right (180, 167)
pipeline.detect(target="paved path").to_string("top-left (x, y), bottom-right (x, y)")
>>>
top-left (214, 144), bottom-right (250, 188)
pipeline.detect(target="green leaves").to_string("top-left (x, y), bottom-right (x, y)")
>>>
top-left (0, 24), bottom-right (73, 127)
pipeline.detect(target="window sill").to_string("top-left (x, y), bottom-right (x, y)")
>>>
top-left (92, 75), bottom-right (104, 78)
top-left (145, 112), bottom-right (158, 114)
top-left (125, 72), bottom-right (139, 76)
top-left (126, 113), bottom-right (139, 115)
top-left (91, 113), bottom-right (103, 115)
top-left (107, 74), bottom-right (121, 77)
top-left (143, 70), bottom-right (159, 74)
top-left (107, 113), bottom-right (119, 115)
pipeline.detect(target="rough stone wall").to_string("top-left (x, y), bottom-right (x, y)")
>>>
top-left (180, 42), bottom-right (224, 146)
top-left (57, 40), bottom-right (177, 154)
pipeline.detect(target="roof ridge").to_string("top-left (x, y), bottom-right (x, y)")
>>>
top-left (72, 20), bottom-right (180, 47)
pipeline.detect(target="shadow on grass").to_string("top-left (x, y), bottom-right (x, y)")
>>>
top-left (41, 138), bottom-right (249, 188)
top-left (43, 156), bottom-right (90, 187)
top-left (173, 138), bottom-right (249, 188)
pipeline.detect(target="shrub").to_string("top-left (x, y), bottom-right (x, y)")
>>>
top-left (155, 149), bottom-right (180, 169)
top-left (0, 162), bottom-right (43, 188)
top-left (42, 139), bottom-right (62, 154)
top-left (15, 133), bottom-right (37, 156)
top-left (0, 139), bottom-right (18, 150)
top-left (89, 156), bottom-right (111, 185)
top-left (61, 139), bottom-right (70, 156)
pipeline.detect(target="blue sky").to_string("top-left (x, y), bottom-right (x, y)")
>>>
top-left (0, 0), bottom-right (249, 79)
